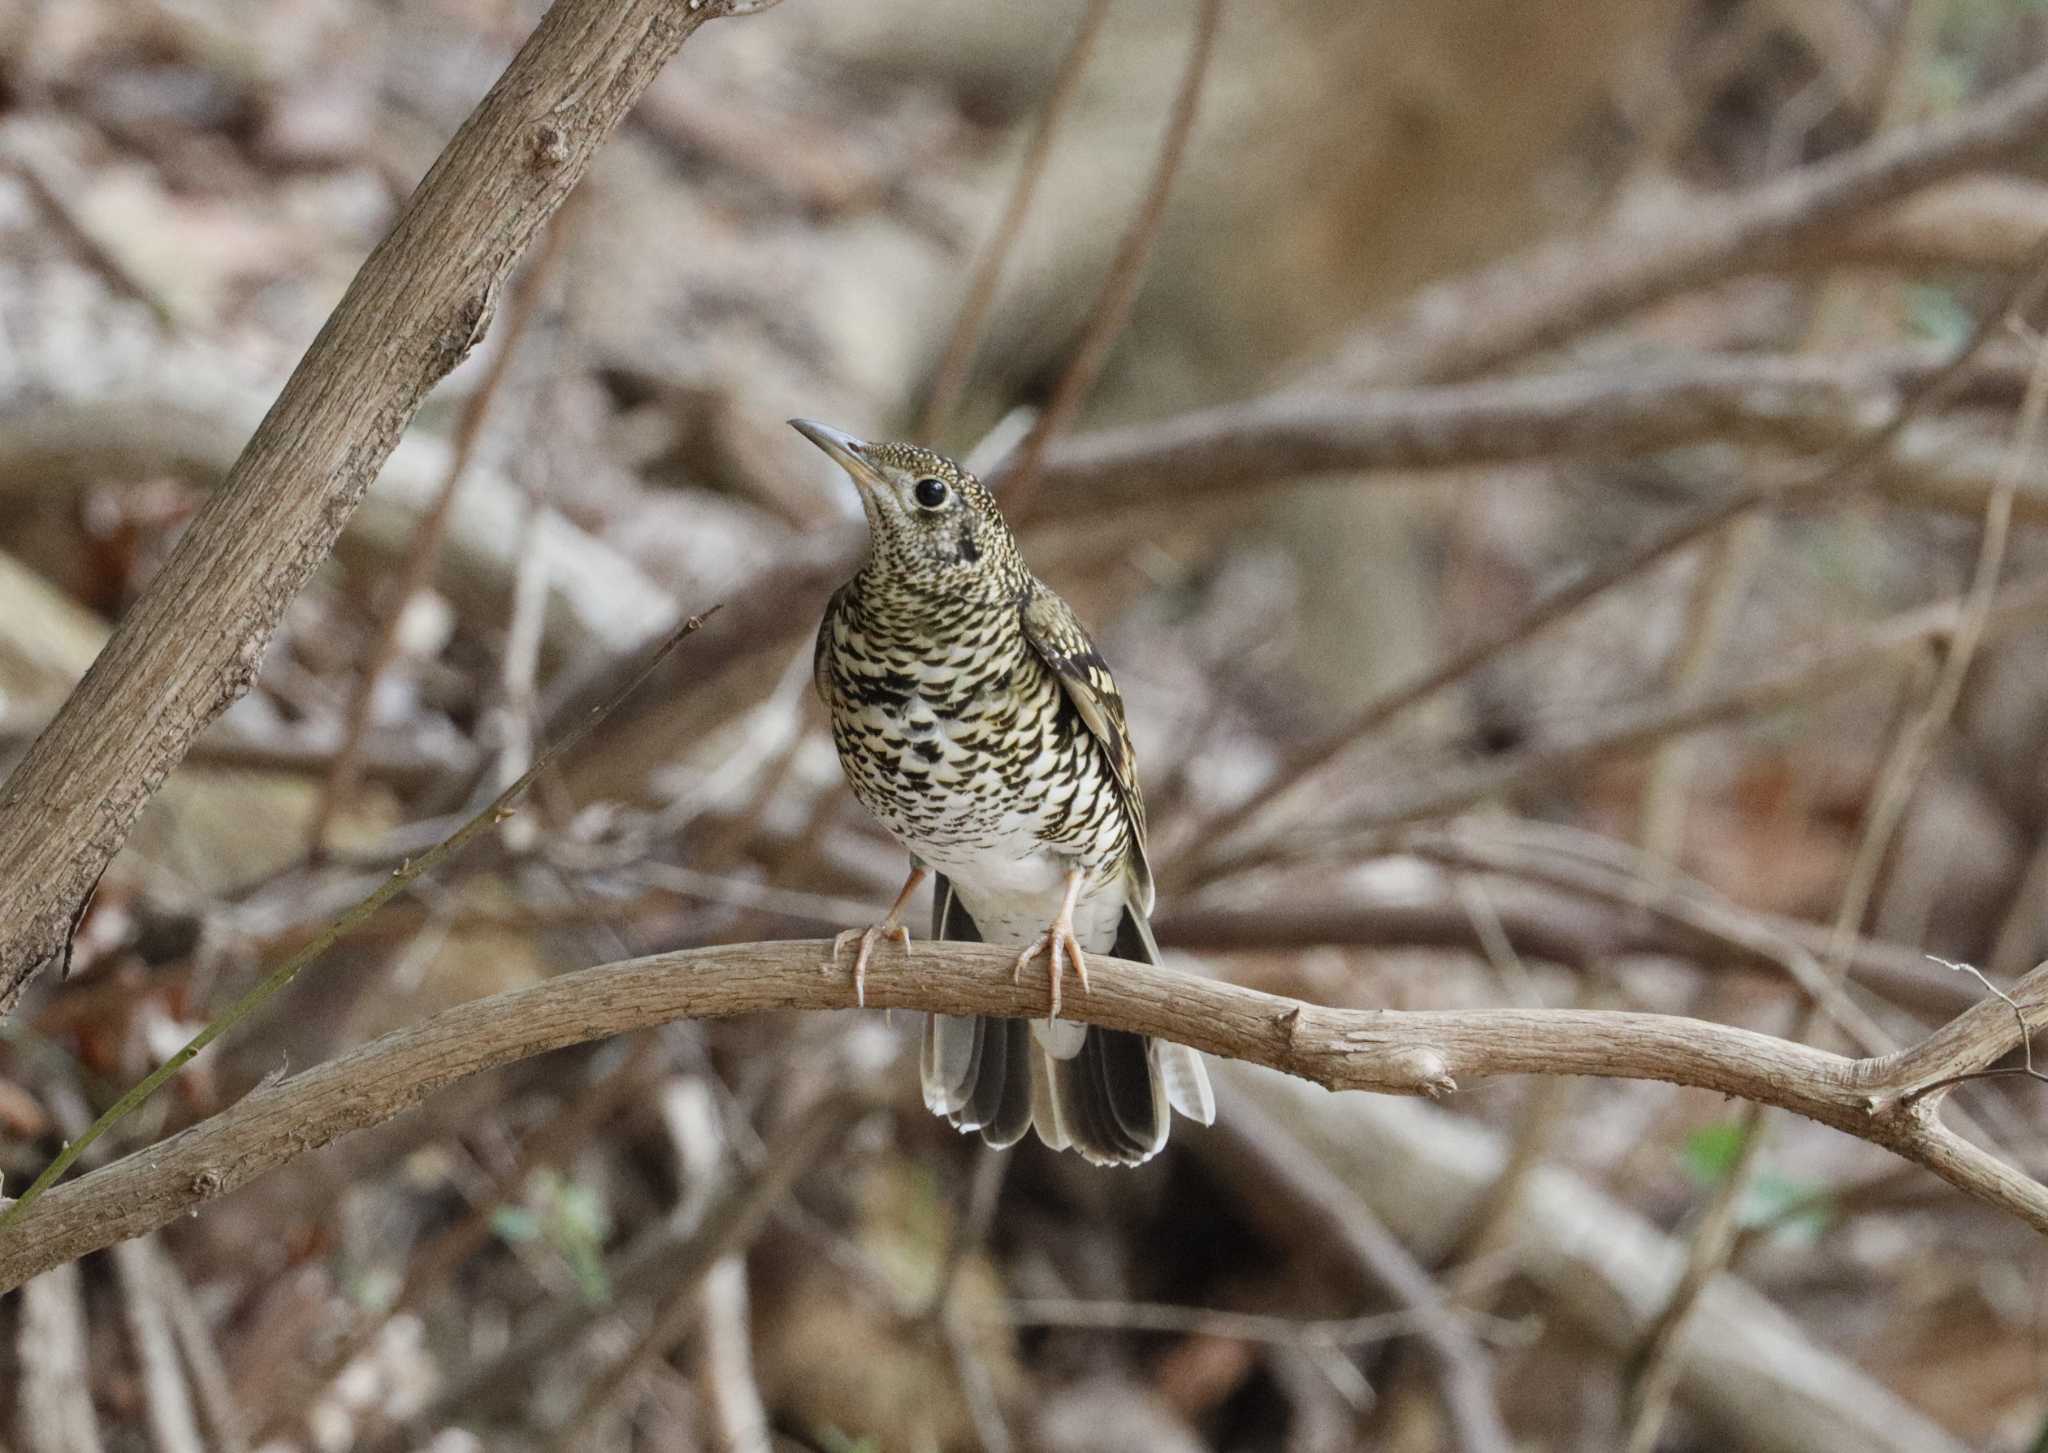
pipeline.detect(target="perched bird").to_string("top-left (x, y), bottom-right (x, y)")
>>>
top-left (794, 419), bottom-right (1214, 1166)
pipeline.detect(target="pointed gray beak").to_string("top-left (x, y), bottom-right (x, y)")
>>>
top-left (790, 418), bottom-right (888, 493)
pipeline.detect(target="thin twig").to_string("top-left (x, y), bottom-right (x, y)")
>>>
top-left (1184, 242), bottom-right (2048, 879)
top-left (916, 0), bottom-right (1115, 443)
top-left (942, 1295), bottom-right (1016, 1453)
top-left (929, 1140), bottom-right (1009, 1320)
top-left (487, 243), bottom-right (579, 855)
top-left (1899, 957), bottom-right (2048, 1102)
top-left (1820, 327), bottom-right (2048, 967)
top-left (16, 1261), bottom-right (102, 1453)
top-left (666, 1078), bottom-right (773, 1453)
top-left (1402, 825), bottom-right (1891, 1056)
top-left (1990, 824), bottom-right (2048, 979)
top-left (252, 1036), bottom-right (661, 1445)
top-left (3, 152), bottom-right (178, 328)
top-left (1627, 0), bottom-right (1944, 869)
top-left (0, 608), bottom-right (719, 1227)
top-left (0, 708), bottom-right (476, 787)
top-left (151, 1243), bottom-right (250, 1453)
top-left (1206, 1096), bottom-right (1514, 1453)
top-left (545, 1093), bottom-right (858, 1451)
top-left (1624, 266), bottom-right (2048, 1453)
top-left (112, 1237), bottom-right (206, 1453)
top-left (992, 0), bottom-right (1222, 516)
top-left (356, 1091), bottom-right (860, 1452)
top-left (1619, 1107), bottom-right (1768, 1453)
top-left (1236, 573), bottom-right (2048, 882)
top-left (997, 1297), bottom-right (1523, 1350)
top-left (1221, 1056), bottom-right (1972, 1453)
top-left (932, 1141), bottom-right (1016, 1453)
top-left (0, 0), bottom-right (773, 1010)
top-left (1633, 512), bottom-right (1773, 876)
top-left (304, 200), bottom-right (580, 858)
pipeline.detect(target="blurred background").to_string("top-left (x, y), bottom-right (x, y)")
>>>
top-left (5, 0), bottom-right (2048, 1448)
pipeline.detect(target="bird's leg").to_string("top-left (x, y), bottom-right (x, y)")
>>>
top-left (1013, 867), bottom-right (1090, 1020)
top-left (829, 864), bottom-right (927, 1007)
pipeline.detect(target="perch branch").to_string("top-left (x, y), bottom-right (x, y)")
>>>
top-left (0, 0), bottom-right (773, 1011)
top-left (4, 939), bottom-right (2046, 1292)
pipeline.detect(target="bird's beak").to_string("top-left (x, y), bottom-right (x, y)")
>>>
top-left (789, 418), bottom-right (888, 493)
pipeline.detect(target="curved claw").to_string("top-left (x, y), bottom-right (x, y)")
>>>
top-left (828, 922), bottom-right (913, 1007)
top-left (1013, 926), bottom-right (1088, 1021)
top-left (824, 926), bottom-right (862, 975)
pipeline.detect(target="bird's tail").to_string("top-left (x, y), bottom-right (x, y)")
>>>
top-left (919, 875), bottom-right (1214, 1167)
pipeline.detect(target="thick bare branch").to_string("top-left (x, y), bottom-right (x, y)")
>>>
top-left (1811, 176), bottom-right (2048, 274)
top-left (1032, 349), bottom-right (2048, 523)
top-left (1036, 355), bottom-right (1897, 509)
top-left (3, 938), bottom-right (2044, 1292)
top-left (1334, 58), bottom-right (2048, 383)
top-left (0, 0), bottom-right (769, 1010)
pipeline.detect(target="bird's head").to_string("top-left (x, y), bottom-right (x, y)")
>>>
top-left (791, 419), bottom-right (1021, 595)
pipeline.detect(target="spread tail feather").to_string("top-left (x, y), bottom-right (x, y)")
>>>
top-left (917, 873), bottom-right (1211, 1166)
top-left (921, 880), bottom-right (1032, 1147)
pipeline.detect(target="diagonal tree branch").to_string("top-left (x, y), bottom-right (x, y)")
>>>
top-left (0, 0), bottom-right (778, 1014)
top-left (1187, 572), bottom-right (2048, 889)
top-left (3, 938), bottom-right (2045, 1292)
top-left (1334, 58), bottom-right (2048, 385)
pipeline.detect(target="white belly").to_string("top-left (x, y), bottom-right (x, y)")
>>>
top-left (941, 849), bottom-right (1128, 952)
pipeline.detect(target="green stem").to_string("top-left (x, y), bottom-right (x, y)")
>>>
top-left (0, 608), bottom-right (717, 1230)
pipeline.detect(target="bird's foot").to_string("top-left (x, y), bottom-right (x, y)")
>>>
top-left (827, 922), bottom-right (911, 1007)
top-left (1013, 921), bottom-right (1089, 1021)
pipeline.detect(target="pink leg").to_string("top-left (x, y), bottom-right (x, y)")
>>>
top-left (828, 864), bottom-right (927, 1006)
top-left (1012, 868), bottom-right (1089, 1020)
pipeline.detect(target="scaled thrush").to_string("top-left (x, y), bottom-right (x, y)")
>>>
top-left (794, 419), bottom-right (1214, 1166)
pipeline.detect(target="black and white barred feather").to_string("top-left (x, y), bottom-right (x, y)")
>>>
top-left (799, 421), bottom-right (1213, 1165)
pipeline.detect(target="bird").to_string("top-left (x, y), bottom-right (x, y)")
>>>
top-left (793, 418), bottom-right (1214, 1166)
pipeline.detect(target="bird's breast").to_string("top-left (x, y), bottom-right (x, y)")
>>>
top-left (823, 607), bottom-right (1131, 924)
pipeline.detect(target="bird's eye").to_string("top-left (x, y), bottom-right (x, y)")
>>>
top-left (913, 477), bottom-right (949, 509)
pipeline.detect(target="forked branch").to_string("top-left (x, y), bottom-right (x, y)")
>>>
top-left (1, 940), bottom-right (2041, 1291)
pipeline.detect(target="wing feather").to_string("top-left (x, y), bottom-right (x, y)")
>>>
top-left (1019, 584), bottom-right (1153, 912)
top-left (813, 582), bottom-right (851, 707)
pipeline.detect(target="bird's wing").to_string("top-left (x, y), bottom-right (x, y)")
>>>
top-left (1019, 584), bottom-right (1154, 913)
top-left (813, 582), bottom-right (851, 707)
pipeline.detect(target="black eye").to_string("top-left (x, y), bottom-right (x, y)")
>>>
top-left (913, 477), bottom-right (949, 509)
